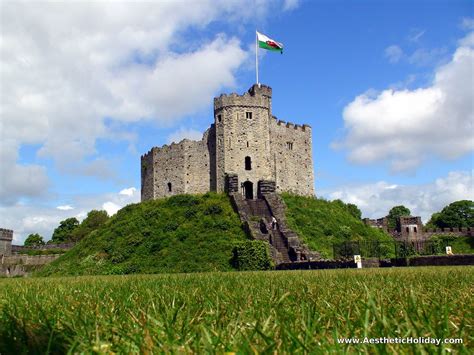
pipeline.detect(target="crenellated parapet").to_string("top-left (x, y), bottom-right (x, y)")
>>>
top-left (274, 117), bottom-right (312, 132)
top-left (214, 84), bottom-right (272, 112)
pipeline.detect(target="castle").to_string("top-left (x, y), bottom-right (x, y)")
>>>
top-left (141, 84), bottom-right (315, 201)
top-left (363, 216), bottom-right (473, 241)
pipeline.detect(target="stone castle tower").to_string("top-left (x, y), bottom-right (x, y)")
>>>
top-left (141, 84), bottom-right (314, 201)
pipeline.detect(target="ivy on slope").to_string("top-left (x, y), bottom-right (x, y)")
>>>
top-left (282, 194), bottom-right (393, 258)
top-left (38, 193), bottom-right (248, 276)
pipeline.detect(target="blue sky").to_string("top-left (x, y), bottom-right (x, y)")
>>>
top-left (1, 0), bottom-right (473, 243)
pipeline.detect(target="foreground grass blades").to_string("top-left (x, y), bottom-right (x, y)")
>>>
top-left (1, 266), bottom-right (472, 353)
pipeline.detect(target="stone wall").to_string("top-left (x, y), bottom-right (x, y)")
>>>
top-left (269, 118), bottom-right (314, 196)
top-left (0, 228), bottom-right (13, 256)
top-left (364, 216), bottom-right (473, 241)
top-left (140, 148), bottom-right (155, 200)
top-left (1, 254), bottom-right (60, 277)
top-left (141, 134), bottom-right (212, 201)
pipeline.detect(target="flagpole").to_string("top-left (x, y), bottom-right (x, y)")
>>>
top-left (255, 30), bottom-right (259, 86)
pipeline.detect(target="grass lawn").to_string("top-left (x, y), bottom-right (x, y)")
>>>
top-left (1, 266), bottom-right (472, 353)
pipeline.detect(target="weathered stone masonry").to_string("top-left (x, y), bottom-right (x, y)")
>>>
top-left (141, 84), bottom-right (315, 200)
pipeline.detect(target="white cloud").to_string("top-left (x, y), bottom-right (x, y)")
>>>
top-left (337, 32), bottom-right (474, 172)
top-left (119, 187), bottom-right (137, 196)
top-left (102, 202), bottom-right (121, 216)
top-left (385, 45), bottom-right (404, 63)
top-left (167, 127), bottom-right (204, 144)
top-left (1, 187), bottom-right (140, 244)
top-left (0, 0), bottom-right (283, 203)
top-left (321, 170), bottom-right (474, 223)
top-left (0, 140), bottom-right (49, 204)
top-left (56, 205), bottom-right (74, 211)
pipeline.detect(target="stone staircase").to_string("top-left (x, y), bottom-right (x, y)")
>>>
top-left (230, 192), bottom-right (319, 264)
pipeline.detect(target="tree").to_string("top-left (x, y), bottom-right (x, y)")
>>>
top-left (346, 203), bottom-right (362, 220)
top-left (24, 233), bottom-right (45, 247)
top-left (50, 217), bottom-right (80, 243)
top-left (70, 210), bottom-right (109, 241)
top-left (387, 205), bottom-right (411, 229)
top-left (427, 200), bottom-right (474, 228)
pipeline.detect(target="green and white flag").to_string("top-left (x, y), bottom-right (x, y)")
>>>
top-left (257, 31), bottom-right (283, 53)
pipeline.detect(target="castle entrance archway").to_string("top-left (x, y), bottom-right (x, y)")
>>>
top-left (243, 181), bottom-right (254, 200)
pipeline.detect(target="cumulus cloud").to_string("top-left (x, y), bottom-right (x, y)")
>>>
top-left (56, 205), bottom-right (74, 211)
top-left (0, 140), bottom-right (49, 204)
top-left (336, 32), bottom-right (474, 172)
top-left (0, 187), bottom-right (140, 244)
top-left (0, 0), bottom-right (281, 203)
top-left (321, 170), bottom-right (474, 223)
top-left (167, 127), bottom-right (204, 144)
top-left (119, 187), bottom-right (137, 197)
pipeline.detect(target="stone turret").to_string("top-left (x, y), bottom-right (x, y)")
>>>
top-left (0, 228), bottom-right (13, 256)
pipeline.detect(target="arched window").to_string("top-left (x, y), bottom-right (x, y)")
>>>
top-left (245, 156), bottom-right (252, 170)
top-left (167, 182), bottom-right (172, 192)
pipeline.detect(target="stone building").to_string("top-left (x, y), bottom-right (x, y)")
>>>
top-left (141, 84), bottom-right (315, 201)
top-left (0, 228), bottom-right (13, 256)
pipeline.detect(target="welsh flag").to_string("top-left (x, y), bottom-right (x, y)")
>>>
top-left (257, 31), bottom-right (283, 53)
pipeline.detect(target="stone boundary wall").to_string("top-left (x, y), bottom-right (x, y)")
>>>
top-left (277, 255), bottom-right (474, 270)
top-left (11, 242), bottom-right (75, 253)
top-left (1, 254), bottom-right (61, 277)
top-left (390, 254), bottom-right (474, 267)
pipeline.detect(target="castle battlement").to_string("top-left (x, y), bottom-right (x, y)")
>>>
top-left (274, 118), bottom-right (311, 132)
top-left (142, 84), bottom-right (315, 201)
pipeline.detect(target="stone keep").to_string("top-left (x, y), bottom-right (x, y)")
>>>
top-left (141, 84), bottom-right (315, 201)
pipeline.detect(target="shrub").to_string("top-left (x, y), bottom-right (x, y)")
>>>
top-left (231, 240), bottom-right (273, 271)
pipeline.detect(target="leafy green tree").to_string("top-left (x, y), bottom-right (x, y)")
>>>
top-left (24, 233), bottom-right (45, 247)
top-left (387, 205), bottom-right (411, 229)
top-left (50, 217), bottom-right (80, 243)
top-left (70, 210), bottom-right (109, 241)
top-left (427, 200), bottom-right (474, 228)
top-left (346, 203), bottom-right (362, 220)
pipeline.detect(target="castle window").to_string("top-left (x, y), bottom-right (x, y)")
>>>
top-left (246, 112), bottom-right (252, 119)
top-left (167, 182), bottom-right (172, 192)
top-left (247, 141), bottom-right (249, 147)
top-left (414, 227), bottom-right (417, 233)
top-left (406, 227), bottom-right (409, 233)
top-left (287, 142), bottom-right (293, 150)
top-left (217, 114), bottom-right (222, 122)
top-left (245, 156), bottom-right (252, 170)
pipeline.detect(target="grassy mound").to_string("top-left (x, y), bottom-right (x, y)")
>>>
top-left (38, 193), bottom-right (248, 276)
top-left (282, 194), bottom-right (392, 258)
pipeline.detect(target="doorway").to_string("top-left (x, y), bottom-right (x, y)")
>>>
top-left (243, 181), bottom-right (254, 199)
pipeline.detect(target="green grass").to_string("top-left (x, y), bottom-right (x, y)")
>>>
top-left (282, 194), bottom-right (393, 258)
top-left (0, 267), bottom-right (472, 353)
top-left (38, 193), bottom-right (249, 276)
